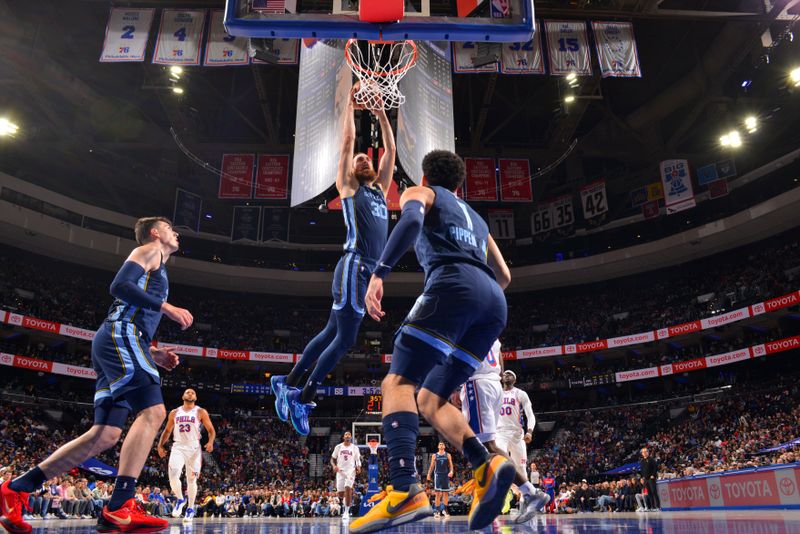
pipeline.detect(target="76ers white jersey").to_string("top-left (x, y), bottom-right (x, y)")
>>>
top-left (497, 388), bottom-right (533, 438)
top-left (472, 340), bottom-right (502, 381)
top-left (172, 406), bottom-right (202, 448)
top-left (332, 443), bottom-right (361, 472)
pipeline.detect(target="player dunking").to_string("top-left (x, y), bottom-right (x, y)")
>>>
top-left (458, 342), bottom-right (549, 523)
top-left (156, 389), bottom-right (216, 523)
top-left (331, 432), bottom-right (362, 521)
top-left (351, 150), bottom-right (515, 533)
top-left (272, 83), bottom-right (396, 436)
top-left (0, 217), bottom-right (192, 534)
top-left (425, 442), bottom-right (453, 518)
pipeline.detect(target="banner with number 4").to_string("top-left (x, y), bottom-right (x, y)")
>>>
top-left (100, 8), bottom-right (155, 62)
top-left (154, 10), bottom-right (206, 66)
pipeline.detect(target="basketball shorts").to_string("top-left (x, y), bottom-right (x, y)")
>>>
top-left (496, 432), bottom-right (528, 472)
top-left (332, 252), bottom-right (376, 317)
top-left (434, 474), bottom-right (451, 492)
top-left (336, 469), bottom-right (356, 492)
top-left (169, 445), bottom-right (203, 478)
top-left (389, 264), bottom-right (507, 398)
top-left (460, 378), bottom-right (502, 443)
top-left (91, 321), bottom-right (163, 425)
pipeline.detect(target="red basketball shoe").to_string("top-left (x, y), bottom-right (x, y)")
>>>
top-left (97, 499), bottom-right (168, 533)
top-left (0, 480), bottom-right (32, 534)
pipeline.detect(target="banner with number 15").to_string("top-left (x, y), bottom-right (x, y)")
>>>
top-left (153, 10), bottom-right (206, 66)
top-left (100, 8), bottom-right (155, 63)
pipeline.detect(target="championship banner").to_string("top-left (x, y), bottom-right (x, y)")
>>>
top-left (464, 158), bottom-right (498, 201)
top-left (231, 206), bottom-right (261, 242)
top-left (219, 154), bottom-right (255, 199)
top-left (173, 188), bottom-right (202, 234)
top-left (153, 10), bottom-right (206, 66)
top-left (551, 195), bottom-right (575, 228)
top-left (591, 21), bottom-right (642, 78)
top-left (660, 159), bottom-right (696, 214)
top-left (453, 42), bottom-right (499, 73)
top-left (204, 10), bottom-right (250, 66)
top-left (544, 20), bottom-right (592, 76)
top-left (499, 158), bottom-right (533, 202)
top-left (531, 203), bottom-right (553, 235)
top-left (252, 39), bottom-right (300, 65)
top-left (100, 8), bottom-right (155, 63)
top-left (261, 208), bottom-right (290, 241)
top-left (708, 178), bottom-right (729, 199)
top-left (487, 209), bottom-right (515, 239)
top-left (501, 21), bottom-right (545, 75)
top-left (579, 181), bottom-right (608, 219)
top-left (255, 155), bottom-right (290, 200)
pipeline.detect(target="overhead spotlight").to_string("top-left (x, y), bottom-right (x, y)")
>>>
top-left (172, 87), bottom-right (184, 94)
top-left (0, 118), bottom-right (19, 137)
top-left (566, 72), bottom-right (577, 82)
top-left (740, 79), bottom-right (752, 89)
top-left (744, 116), bottom-right (757, 133)
top-left (564, 95), bottom-right (576, 103)
top-left (791, 67), bottom-right (800, 86)
top-left (169, 66), bottom-right (183, 76)
top-left (722, 130), bottom-right (742, 148)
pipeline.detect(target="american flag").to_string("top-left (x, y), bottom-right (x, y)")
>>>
top-left (252, 0), bottom-right (285, 14)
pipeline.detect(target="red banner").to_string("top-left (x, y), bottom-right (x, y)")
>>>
top-left (254, 155), bottom-right (289, 200)
top-left (219, 154), bottom-right (254, 199)
top-left (464, 158), bottom-right (498, 201)
top-left (499, 159), bottom-right (533, 202)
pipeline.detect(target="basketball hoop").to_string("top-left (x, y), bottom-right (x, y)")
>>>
top-left (367, 438), bottom-right (380, 455)
top-left (345, 39), bottom-right (418, 111)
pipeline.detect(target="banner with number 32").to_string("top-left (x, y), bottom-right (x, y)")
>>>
top-left (100, 8), bottom-right (155, 62)
top-left (154, 10), bottom-right (206, 66)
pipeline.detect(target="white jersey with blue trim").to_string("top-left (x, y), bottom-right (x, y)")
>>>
top-left (472, 339), bottom-right (502, 381)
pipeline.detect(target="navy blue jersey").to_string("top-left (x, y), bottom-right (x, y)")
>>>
top-left (106, 262), bottom-right (169, 341)
top-left (415, 186), bottom-right (494, 280)
top-left (342, 184), bottom-right (388, 263)
top-left (434, 452), bottom-right (449, 476)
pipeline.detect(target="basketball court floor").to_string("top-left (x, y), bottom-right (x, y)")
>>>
top-left (19, 511), bottom-right (800, 533)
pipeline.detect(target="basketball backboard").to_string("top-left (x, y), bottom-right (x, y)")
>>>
top-left (225, 0), bottom-right (535, 43)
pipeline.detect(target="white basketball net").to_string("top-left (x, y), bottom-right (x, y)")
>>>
top-left (345, 39), bottom-right (418, 111)
top-left (368, 440), bottom-right (380, 455)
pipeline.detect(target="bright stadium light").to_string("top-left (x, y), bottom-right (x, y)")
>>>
top-left (744, 116), bottom-right (757, 133)
top-left (172, 87), bottom-right (184, 95)
top-left (719, 134), bottom-right (730, 146)
top-left (566, 72), bottom-right (577, 81)
top-left (791, 67), bottom-right (800, 86)
top-left (564, 95), bottom-right (576, 103)
top-left (720, 130), bottom-right (742, 148)
top-left (0, 118), bottom-right (19, 137)
top-left (170, 66), bottom-right (184, 76)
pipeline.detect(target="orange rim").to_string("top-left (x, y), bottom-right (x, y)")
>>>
top-left (345, 39), bottom-right (418, 78)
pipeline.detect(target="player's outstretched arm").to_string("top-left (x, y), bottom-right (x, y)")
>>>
top-left (336, 85), bottom-right (359, 197)
top-left (200, 408), bottom-right (216, 453)
top-left (157, 410), bottom-right (177, 458)
top-left (486, 235), bottom-right (511, 289)
top-left (372, 107), bottom-right (396, 196)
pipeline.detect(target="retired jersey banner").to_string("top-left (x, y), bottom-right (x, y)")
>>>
top-left (204, 10), bottom-right (249, 66)
top-left (580, 181), bottom-right (608, 219)
top-left (488, 209), bottom-right (515, 239)
top-left (531, 204), bottom-right (553, 235)
top-left (499, 159), bottom-right (533, 202)
top-left (591, 21), bottom-right (641, 78)
top-left (219, 154), bottom-right (255, 199)
top-left (551, 196), bottom-right (574, 228)
top-left (465, 158), bottom-right (498, 201)
top-left (544, 20), bottom-right (592, 76)
top-left (100, 8), bottom-right (155, 62)
top-left (452, 42), bottom-right (499, 74)
top-left (501, 21), bottom-right (545, 75)
top-left (231, 206), bottom-right (262, 242)
top-left (660, 159), bottom-right (696, 214)
top-left (173, 188), bottom-right (202, 233)
top-left (255, 155), bottom-right (289, 200)
top-left (153, 10), bottom-right (206, 66)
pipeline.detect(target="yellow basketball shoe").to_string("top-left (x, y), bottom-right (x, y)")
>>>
top-left (468, 454), bottom-right (516, 530)
top-left (349, 483), bottom-right (433, 534)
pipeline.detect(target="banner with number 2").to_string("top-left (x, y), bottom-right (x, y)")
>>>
top-left (100, 8), bottom-right (155, 62)
top-left (154, 10), bottom-right (206, 66)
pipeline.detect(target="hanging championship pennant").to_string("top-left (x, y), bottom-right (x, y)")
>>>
top-left (452, 42), bottom-right (499, 74)
top-left (100, 8), bottom-right (155, 62)
top-left (501, 21), bottom-right (545, 75)
top-left (464, 158), bottom-right (498, 201)
top-left (219, 154), bottom-right (255, 199)
top-left (153, 10), bottom-right (206, 66)
top-left (204, 10), bottom-right (249, 66)
top-left (660, 159), bottom-right (696, 214)
top-left (580, 181), bottom-right (608, 219)
top-left (544, 20), bottom-right (592, 76)
top-left (591, 21), bottom-right (641, 78)
top-left (255, 155), bottom-right (290, 200)
top-left (499, 158), bottom-right (532, 202)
